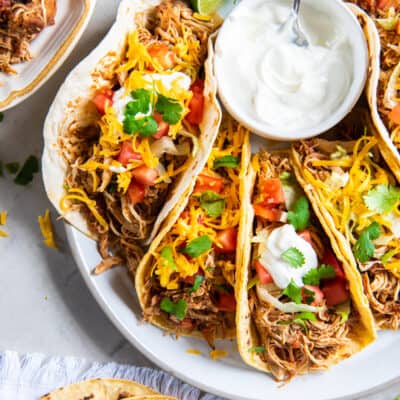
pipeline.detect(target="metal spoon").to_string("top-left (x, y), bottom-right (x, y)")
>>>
top-left (280, 0), bottom-right (309, 48)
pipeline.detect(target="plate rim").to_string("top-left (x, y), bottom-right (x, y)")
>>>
top-left (0, 0), bottom-right (96, 111)
top-left (65, 222), bottom-right (400, 400)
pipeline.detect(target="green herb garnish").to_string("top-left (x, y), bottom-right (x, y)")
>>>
top-left (282, 279), bottom-right (302, 304)
top-left (0, 161), bottom-right (3, 177)
top-left (160, 297), bottom-right (187, 320)
top-left (363, 184), bottom-right (400, 214)
top-left (14, 155), bottom-right (39, 185)
top-left (336, 300), bottom-right (351, 324)
top-left (199, 190), bottom-right (225, 218)
top-left (302, 287), bottom-right (315, 305)
top-left (281, 247), bottom-right (305, 268)
top-left (248, 346), bottom-right (266, 354)
top-left (160, 246), bottom-right (177, 270)
top-left (5, 162), bottom-right (20, 174)
top-left (180, 235), bottom-right (212, 258)
top-left (155, 94), bottom-right (183, 124)
top-left (213, 155), bottom-right (239, 170)
top-left (381, 249), bottom-right (397, 265)
top-left (353, 222), bottom-right (381, 263)
top-left (287, 196), bottom-right (310, 230)
top-left (189, 275), bottom-right (204, 293)
top-left (0, 112), bottom-right (4, 122)
top-left (302, 264), bottom-right (336, 285)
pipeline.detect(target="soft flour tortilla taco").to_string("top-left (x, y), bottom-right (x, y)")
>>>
top-left (135, 116), bottom-right (250, 345)
top-left (349, 0), bottom-right (400, 182)
top-left (42, 0), bottom-right (221, 274)
top-left (292, 133), bottom-right (400, 330)
top-left (236, 150), bottom-right (375, 382)
top-left (40, 378), bottom-right (160, 399)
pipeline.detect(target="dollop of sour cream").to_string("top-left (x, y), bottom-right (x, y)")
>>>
top-left (215, 0), bottom-right (353, 132)
top-left (257, 224), bottom-right (318, 289)
top-left (113, 72), bottom-right (191, 124)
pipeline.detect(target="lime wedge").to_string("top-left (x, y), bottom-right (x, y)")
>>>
top-left (191, 0), bottom-right (223, 15)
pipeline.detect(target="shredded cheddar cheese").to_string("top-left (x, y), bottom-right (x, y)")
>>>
top-left (0, 210), bottom-right (8, 237)
top-left (209, 349), bottom-right (228, 360)
top-left (38, 209), bottom-right (58, 249)
top-left (186, 348), bottom-right (203, 355)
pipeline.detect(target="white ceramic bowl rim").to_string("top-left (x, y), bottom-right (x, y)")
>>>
top-left (214, 0), bottom-right (368, 141)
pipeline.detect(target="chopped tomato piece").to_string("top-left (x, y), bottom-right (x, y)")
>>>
top-left (262, 178), bottom-right (285, 205)
top-left (131, 165), bottom-right (159, 186)
top-left (179, 318), bottom-right (195, 330)
top-left (253, 204), bottom-right (281, 221)
top-left (302, 285), bottom-right (324, 306)
top-left (147, 43), bottom-right (176, 70)
top-left (185, 80), bottom-right (205, 126)
top-left (389, 104), bottom-right (400, 125)
top-left (396, 19), bottom-right (400, 35)
top-left (153, 111), bottom-right (170, 139)
top-left (180, 210), bottom-right (190, 220)
top-left (298, 230), bottom-right (312, 245)
top-left (214, 227), bottom-right (237, 254)
top-left (194, 173), bottom-right (224, 194)
top-left (217, 292), bottom-right (236, 312)
top-left (183, 268), bottom-right (204, 284)
top-left (322, 249), bottom-right (345, 280)
top-left (93, 89), bottom-right (113, 115)
top-left (377, 0), bottom-right (394, 9)
top-left (127, 180), bottom-right (146, 205)
top-left (321, 279), bottom-right (349, 307)
top-left (118, 141), bottom-right (142, 165)
top-left (255, 260), bottom-right (273, 284)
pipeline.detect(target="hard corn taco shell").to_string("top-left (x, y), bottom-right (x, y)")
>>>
top-left (42, 0), bottom-right (221, 244)
top-left (40, 378), bottom-right (159, 399)
top-left (236, 150), bottom-right (376, 379)
top-left (135, 117), bottom-right (251, 339)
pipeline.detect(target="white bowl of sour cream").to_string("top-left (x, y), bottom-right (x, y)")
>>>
top-left (214, 0), bottom-right (368, 140)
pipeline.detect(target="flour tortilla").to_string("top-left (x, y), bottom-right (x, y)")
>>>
top-left (135, 119), bottom-right (250, 338)
top-left (354, 2), bottom-right (400, 183)
top-left (42, 0), bottom-right (221, 245)
top-left (40, 378), bottom-right (159, 399)
top-left (236, 150), bottom-right (376, 376)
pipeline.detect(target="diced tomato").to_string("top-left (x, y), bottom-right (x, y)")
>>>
top-left (396, 19), bottom-right (400, 35)
top-left (183, 268), bottom-right (204, 284)
top-left (194, 173), bottom-right (224, 194)
top-left (253, 204), bottom-right (282, 221)
top-left (322, 249), bottom-right (345, 280)
top-left (321, 279), bottom-right (349, 307)
top-left (147, 43), bottom-right (176, 70)
top-left (185, 80), bottom-right (205, 126)
top-left (179, 318), bottom-right (195, 330)
top-left (302, 285), bottom-right (324, 306)
top-left (153, 111), bottom-right (170, 139)
top-left (214, 227), bottom-right (237, 254)
top-left (180, 210), bottom-right (190, 220)
top-left (389, 104), bottom-right (400, 125)
top-left (254, 260), bottom-right (273, 284)
top-left (118, 141), bottom-right (142, 165)
top-left (217, 292), bottom-right (236, 312)
top-left (262, 178), bottom-right (285, 205)
top-left (93, 89), bottom-right (113, 115)
top-left (377, 0), bottom-right (394, 9)
top-left (127, 180), bottom-right (146, 205)
top-left (298, 230), bottom-right (313, 246)
top-left (131, 165), bottom-right (159, 186)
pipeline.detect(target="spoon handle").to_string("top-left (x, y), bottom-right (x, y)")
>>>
top-left (292, 0), bottom-right (300, 15)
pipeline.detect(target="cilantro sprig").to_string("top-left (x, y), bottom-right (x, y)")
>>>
top-left (180, 235), bottom-right (212, 258)
top-left (302, 264), bottom-right (336, 285)
top-left (282, 279), bottom-right (302, 304)
top-left (287, 196), bottom-right (310, 230)
top-left (213, 155), bottom-right (239, 170)
top-left (353, 222), bottom-right (381, 263)
top-left (14, 155), bottom-right (39, 186)
top-left (248, 346), bottom-right (266, 354)
top-left (363, 184), bottom-right (400, 214)
top-left (281, 247), bottom-right (305, 268)
top-left (189, 275), bottom-right (204, 293)
top-left (155, 94), bottom-right (183, 124)
top-left (278, 312), bottom-right (316, 333)
top-left (199, 190), bottom-right (225, 218)
top-left (160, 297), bottom-right (187, 320)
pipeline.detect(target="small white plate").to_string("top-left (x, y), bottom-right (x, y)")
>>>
top-left (66, 224), bottom-right (400, 400)
top-left (0, 0), bottom-right (96, 111)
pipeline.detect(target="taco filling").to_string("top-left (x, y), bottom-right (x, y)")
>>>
top-left (138, 118), bottom-right (248, 345)
top-left (59, 0), bottom-right (219, 274)
top-left (245, 151), bottom-right (364, 381)
top-left (293, 136), bottom-right (400, 329)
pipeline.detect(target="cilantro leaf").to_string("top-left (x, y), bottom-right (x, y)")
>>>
top-left (14, 155), bottom-right (39, 185)
top-left (199, 190), bottom-right (225, 218)
top-left (302, 264), bottom-right (336, 285)
top-left (160, 297), bottom-right (187, 320)
top-left (248, 346), bottom-right (266, 354)
top-left (279, 171), bottom-right (295, 186)
top-left (0, 112), bottom-right (3, 122)
top-left (126, 89), bottom-right (152, 115)
top-left (296, 311), bottom-right (317, 321)
top-left (287, 196), bottom-right (310, 230)
top-left (213, 155), bottom-right (240, 170)
top-left (291, 318), bottom-right (308, 333)
top-left (353, 222), bottom-right (381, 263)
top-left (335, 300), bottom-right (351, 324)
top-left (282, 279), bottom-right (302, 304)
top-left (123, 115), bottom-right (158, 137)
top-left (5, 162), bottom-right (20, 174)
top-left (281, 247), bottom-right (305, 268)
top-left (363, 184), bottom-right (400, 214)
top-left (189, 275), bottom-right (204, 293)
top-left (180, 235), bottom-right (212, 258)
top-left (156, 94), bottom-right (183, 124)
top-left (0, 161), bottom-right (3, 177)
top-left (160, 246), bottom-right (176, 270)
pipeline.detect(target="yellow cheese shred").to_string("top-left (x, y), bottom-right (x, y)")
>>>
top-left (209, 349), bottom-right (228, 360)
top-left (38, 209), bottom-right (58, 249)
top-left (0, 210), bottom-right (8, 237)
top-left (186, 348), bottom-right (202, 355)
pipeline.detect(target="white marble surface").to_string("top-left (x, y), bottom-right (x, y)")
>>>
top-left (0, 0), bottom-right (153, 367)
top-left (0, 1), bottom-right (400, 399)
